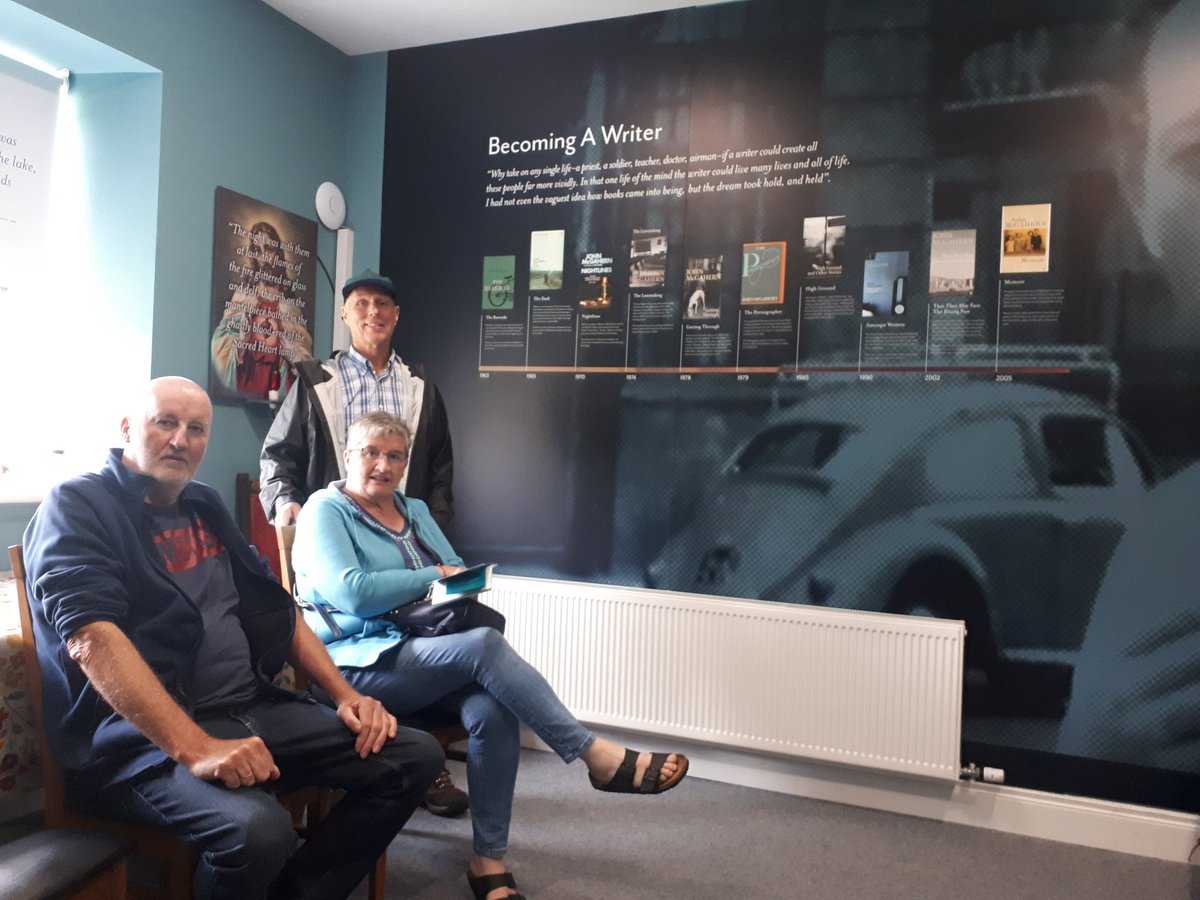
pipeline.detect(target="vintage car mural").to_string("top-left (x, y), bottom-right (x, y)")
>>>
top-left (645, 381), bottom-right (1154, 706)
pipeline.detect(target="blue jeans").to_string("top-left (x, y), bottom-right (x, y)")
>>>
top-left (74, 694), bottom-right (443, 899)
top-left (341, 627), bottom-right (596, 858)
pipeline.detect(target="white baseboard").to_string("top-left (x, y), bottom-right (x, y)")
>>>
top-left (522, 726), bottom-right (1200, 865)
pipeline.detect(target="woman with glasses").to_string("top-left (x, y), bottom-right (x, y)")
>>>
top-left (292, 411), bottom-right (688, 900)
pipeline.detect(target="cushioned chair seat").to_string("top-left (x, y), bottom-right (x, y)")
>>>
top-left (0, 827), bottom-right (131, 900)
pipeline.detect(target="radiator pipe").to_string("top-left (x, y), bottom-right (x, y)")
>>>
top-left (959, 762), bottom-right (1005, 784)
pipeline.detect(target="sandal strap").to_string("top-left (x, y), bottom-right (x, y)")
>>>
top-left (468, 871), bottom-right (520, 899)
top-left (593, 747), bottom-right (639, 792)
top-left (640, 752), bottom-right (668, 792)
top-left (614, 747), bottom-right (639, 783)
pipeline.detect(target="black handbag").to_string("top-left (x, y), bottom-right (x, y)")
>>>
top-left (383, 595), bottom-right (506, 637)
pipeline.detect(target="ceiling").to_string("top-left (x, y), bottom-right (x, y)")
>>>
top-left (260, 0), bottom-right (726, 55)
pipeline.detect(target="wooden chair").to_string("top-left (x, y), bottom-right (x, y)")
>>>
top-left (10, 544), bottom-right (386, 900)
top-left (10, 544), bottom-right (195, 899)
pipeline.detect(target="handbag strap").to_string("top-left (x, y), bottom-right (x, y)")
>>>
top-left (296, 596), bottom-right (345, 639)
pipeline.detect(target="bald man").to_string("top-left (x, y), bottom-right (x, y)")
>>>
top-left (22, 377), bottom-right (442, 900)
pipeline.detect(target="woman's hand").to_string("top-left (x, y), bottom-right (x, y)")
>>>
top-left (436, 565), bottom-right (467, 578)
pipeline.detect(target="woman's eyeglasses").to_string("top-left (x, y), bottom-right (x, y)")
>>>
top-left (350, 446), bottom-right (408, 465)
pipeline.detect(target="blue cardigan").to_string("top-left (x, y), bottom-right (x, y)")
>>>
top-left (293, 483), bottom-right (464, 668)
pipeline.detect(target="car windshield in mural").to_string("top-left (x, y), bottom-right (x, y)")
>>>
top-left (381, 0), bottom-right (1200, 810)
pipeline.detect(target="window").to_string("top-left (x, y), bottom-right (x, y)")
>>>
top-left (1040, 416), bottom-right (1147, 492)
top-left (734, 422), bottom-right (848, 477)
top-left (923, 417), bottom-right (1035, 499)
top-left (0, 23), bottom-right (160, 503)
top-left (0, 57), bottom-right (66, 500)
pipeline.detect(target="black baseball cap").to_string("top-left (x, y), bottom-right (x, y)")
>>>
top-left (341, 269), bottom-right (396, 301)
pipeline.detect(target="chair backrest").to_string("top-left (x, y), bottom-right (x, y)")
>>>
top-left (236, 473), bottom-right (283, 581)
top-left (8, 543), bottom-right (69, 825)
top-left (276, 523), bottom-right (297, 596)
top-left (273, 524), bottom-right (310, 693)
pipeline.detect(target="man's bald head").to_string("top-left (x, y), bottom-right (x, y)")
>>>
top-left (120, 377), bottom-right (213, 504)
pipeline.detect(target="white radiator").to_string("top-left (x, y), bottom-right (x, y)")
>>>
top-left (489, 575), bottom-right (965, 781)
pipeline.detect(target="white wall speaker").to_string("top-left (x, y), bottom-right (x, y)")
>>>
top-left (315, 181), bottom-right (346, 230)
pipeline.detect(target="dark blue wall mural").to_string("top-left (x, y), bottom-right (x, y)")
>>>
top-left (381, 0), bottom-right (1200, 811)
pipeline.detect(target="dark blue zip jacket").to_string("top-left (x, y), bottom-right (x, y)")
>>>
top-left (22, 449), bottom-right (295, 790)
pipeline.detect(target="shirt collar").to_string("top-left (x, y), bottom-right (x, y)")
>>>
top-left (344, 345), bottom-right (399, 375)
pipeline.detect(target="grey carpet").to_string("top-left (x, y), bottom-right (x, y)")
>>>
top-left (356, 749), bottom-right (1198, 899)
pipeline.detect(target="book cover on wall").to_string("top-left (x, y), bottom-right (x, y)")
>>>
top-left (208, 186), bottom-right (316, 406)
top-left (740, 241), bottom-right (786, 304)
top-left (529, 229), bottom-right (564, 289)
top-left (629, 227), bottom-right (667, 288)
top-left (929, 229), bottom-right (976, 296)
top-left (681, 254), bottom-right (733, 363)
top-left (578, 250), bottom-right (615, 309)
top-left (861, 250), bottom-right (910, 317)
top-left (802, 215), bottom-right (845, 278)
top-left (999, 203), bottom-right (1051, 274)
top-left (683, 255), bottom-right (722, 319)
top-left (482, 255), bottom-right (515, 310)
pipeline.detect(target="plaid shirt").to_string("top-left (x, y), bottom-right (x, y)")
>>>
top-left (336, 347), bottom-right (407, 437)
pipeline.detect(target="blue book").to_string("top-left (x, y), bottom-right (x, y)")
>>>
top-left (429, 563), bottom-right (496, 603)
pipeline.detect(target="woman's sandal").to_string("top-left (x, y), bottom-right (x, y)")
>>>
top-left (589, 748), bottom-right (690, 794)
top-left (468, 870), bottom-right (525, 899)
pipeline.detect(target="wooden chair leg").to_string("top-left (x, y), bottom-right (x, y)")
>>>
top-left (99, 857), bottom-right (128, 900)
top-left (168, 846), bottom-right (197, 897)
top-left (367, 851), bottom-right (386, 900)
top-left (72, 857), bottom-right (128, 900)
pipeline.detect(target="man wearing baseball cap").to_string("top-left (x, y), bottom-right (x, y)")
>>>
top-left (260, 269), bottom-right (453, 530)
top-left (260, 269), bottom-right (464, 815)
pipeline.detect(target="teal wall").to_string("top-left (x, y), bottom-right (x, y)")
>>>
top-left (344, 52), bottom-right (387, 297)
top-left (1, 0), bottom-right (388, 546)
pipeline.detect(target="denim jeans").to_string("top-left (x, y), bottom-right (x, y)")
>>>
top-left (75, 694), bottom-right (443, 899)
top-left (341, 626), bottom-right (596, 858)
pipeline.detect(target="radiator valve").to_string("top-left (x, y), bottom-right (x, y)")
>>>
top-left (959, 762), bottom-right (1005, 784)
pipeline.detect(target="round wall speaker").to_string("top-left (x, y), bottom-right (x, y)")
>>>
top-left (315, 181), bottom-right (346, 229)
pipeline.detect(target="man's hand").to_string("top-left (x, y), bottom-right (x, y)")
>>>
top-left (289, 616), bottom-right (399, 757)
top-left (67, 622), bottom-right (284, 788)
top-left (276, 501), bottom-right (302, 526)
top-left (336, 693), bottom-right (399, 759)
top-left (179, 735), bottom-right (281, 789)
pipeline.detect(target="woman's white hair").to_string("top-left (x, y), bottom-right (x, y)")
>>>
top-left (347, 411), bottom-right (411, 450)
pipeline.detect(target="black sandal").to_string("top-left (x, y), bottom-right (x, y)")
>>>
top-left (589, 748), bottom-right (689, 794)
top-left (468, 870), bottom-right (525, 899)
